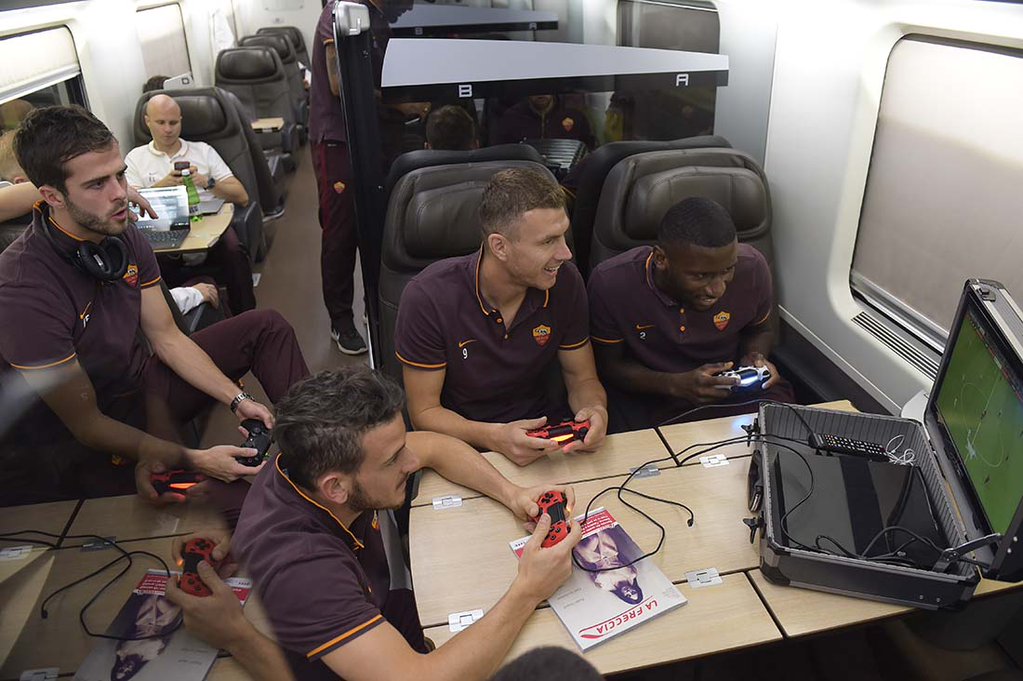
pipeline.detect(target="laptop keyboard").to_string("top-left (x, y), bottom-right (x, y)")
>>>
top-left (142, 228), bottom-right (190, 249)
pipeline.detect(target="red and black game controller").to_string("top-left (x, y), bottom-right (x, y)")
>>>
top-left (179, 537), bottom-right (221, 597)
top-left (533, 490), bottom-right (570, 548)
top-left (526, 419), bottom-right (590, 446)
top-left (151, 469), bottom-right (205, 496)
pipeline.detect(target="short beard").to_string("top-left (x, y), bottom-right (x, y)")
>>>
top-left (65, 196), bottom-right (127, 238)
top-left (347, 477), bottom-right (407, 513)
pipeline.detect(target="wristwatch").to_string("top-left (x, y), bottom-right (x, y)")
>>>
top-left (230, 391), bottom-right (253, 413)
top-left (205, 176), bottom-right (216, 191)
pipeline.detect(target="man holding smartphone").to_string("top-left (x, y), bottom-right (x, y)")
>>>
top-left (125, 95), bottom-right (255, 312)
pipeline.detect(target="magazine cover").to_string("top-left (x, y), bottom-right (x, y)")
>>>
top-left (510, 508), bottom-right (686, 651)
top-left (73, 569), bottom-right (251, 681)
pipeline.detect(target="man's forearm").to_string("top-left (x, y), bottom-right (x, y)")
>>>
top-left (600, 357), bottom-right (682, 398)
top-left (410, 431), bottom-right (515, 508)
top-left (566, 377), bottom-right (606, 416)
top-left (411, 405), bottom-right (498, 453)
top-left (151, 334), bottom-right (240, 407)
top-left (214, 178), bottom-right (249, 206)
top-left (739, 326), bottom-right (774, 362)
top-left (417, 581), bottom-right (539, 681)
top-left (227, 628), bottom-right (295, 681)
top-left (77, 412), bottom-right (186, 464)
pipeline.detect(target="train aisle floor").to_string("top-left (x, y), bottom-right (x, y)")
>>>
top-left (203, 145), bottom-right (369, 448)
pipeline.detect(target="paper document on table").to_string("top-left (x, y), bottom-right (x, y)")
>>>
top-left (510, 508), bottom-right (685, 651)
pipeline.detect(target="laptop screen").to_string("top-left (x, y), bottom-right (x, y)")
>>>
top-left (133, 186), bottom-right (190, 229)
top-left (932, 290), bottom-right (1023, 537)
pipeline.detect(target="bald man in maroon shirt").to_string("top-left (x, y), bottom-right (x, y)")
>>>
top-left (588, 197), bottom-right (794, 431)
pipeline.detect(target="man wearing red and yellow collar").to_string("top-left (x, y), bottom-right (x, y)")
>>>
top-left (233, 367), bottom-right (580, 681)
top-left (394, 167), bottom-right (608, 466)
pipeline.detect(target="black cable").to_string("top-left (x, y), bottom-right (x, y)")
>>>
top-left (654, 398), bottom-right (816, 437)
top-left (570, 451), bottom-right (691, 573)
top-left (5, 529), bottom-right (179, 641)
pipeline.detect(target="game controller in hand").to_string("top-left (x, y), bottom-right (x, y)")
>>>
top-left (533, 490), bottom-right (570, 548)
top-left (179, 537), bottom-right (221, 597)
top-left (526, 419), bottom-right (590, 446)
top-left (236, 419), bottom-right (273, 467)
top-left (716, 366), bottom-right (771, 392)
top-left (151, 469), bottom-right (205, 496)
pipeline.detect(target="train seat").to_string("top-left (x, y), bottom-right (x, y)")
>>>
top-left (133, 87), bottom-right (273, 260)
top-left (239, 34), bottom-right (307, 131)
top-left (565, 135), bottom-right (731, 277)
top-left (588, 146), bottom-right (775, 277)
top-left (256, 26), bottom-right (310, 70)
top-left (379, 156), bottom-right (554, 383)
top-left (215, 46), bottom-right (299, 154)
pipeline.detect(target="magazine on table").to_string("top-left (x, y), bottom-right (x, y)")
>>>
top-left (510, 507), bottom-right (685, 651)
top-left (73, 569), bottom-right (252, 681)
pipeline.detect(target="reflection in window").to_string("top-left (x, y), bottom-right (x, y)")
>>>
top-left (0, 26), bottom-right (86, 132)
top-left (1, 82), bottom-right (79, 133)
top-left (136, 4), bottom-right (192, 81)
top-left (851, 37), bottom-right (1023, 341)
top-left (614, 0), bottom-right (719, 143)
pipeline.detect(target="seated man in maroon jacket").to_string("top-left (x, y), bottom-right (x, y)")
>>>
top-left (588, 197), bottom-right (794, 432)
top-left (490, 95), bottom-right (596, 151)
top-left (0, 106), bottom-right (309, 505)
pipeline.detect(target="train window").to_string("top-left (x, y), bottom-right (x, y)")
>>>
top-left (615, 0), bottom-right (718, 142)
top-left (851, 37), bottom-right (1023, 344)
top-left (136, 3), bottom-right (192, 80)
top-left (0, 27), bottom-right (86, 131)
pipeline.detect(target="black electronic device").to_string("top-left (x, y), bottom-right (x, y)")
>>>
top-left (237, 418), bottom-right (273, 467)
top-left (42, 215), bottom-right (129, 281)
top-left (750, 279), bottom-right (1023, 610)
top-left (138, 227), bottom-right (190, 250)
top-left (807, 433), bottom-right (889, 462)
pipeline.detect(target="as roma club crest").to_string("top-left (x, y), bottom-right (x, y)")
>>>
top-left (561, 117), bottom-right (575, 132)
top-left (122, 263), bottom-right (139, 288)
top-left (713, 311), bottom-right (731, 331)
top-left (532, 324), bottom-right (552, 347)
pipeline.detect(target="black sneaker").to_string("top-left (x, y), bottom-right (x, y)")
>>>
top-left (331, 326), bottom-right (367, 355)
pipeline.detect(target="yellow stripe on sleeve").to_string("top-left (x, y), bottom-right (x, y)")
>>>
top-left (306, 615), bottom-right (383, 659)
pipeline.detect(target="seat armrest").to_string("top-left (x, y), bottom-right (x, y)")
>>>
top-left (230, 202), bottom-right (264, 264)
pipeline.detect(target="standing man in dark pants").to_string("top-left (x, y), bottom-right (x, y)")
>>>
top-left (310, 0), bottom-right (418, 355)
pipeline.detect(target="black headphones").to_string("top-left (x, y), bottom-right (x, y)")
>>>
top-left (43, 216), bottom-right (129, 282)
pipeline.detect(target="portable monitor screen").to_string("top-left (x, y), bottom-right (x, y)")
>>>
top-left (933, 288), bottom-right (1023, 536)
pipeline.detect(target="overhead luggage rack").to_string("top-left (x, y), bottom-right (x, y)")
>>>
top-left (389, 5), bottom-right (558, 38)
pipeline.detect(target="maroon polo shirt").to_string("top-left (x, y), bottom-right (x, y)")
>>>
top-left (588, 244), bottom-right (772, 373)
top-left (309, 0), bottom-right (391, 144)
top-left (234, 455), bottom-right (427, 681)
top-left (0, 202), bottom-right (162, 414)
top-left (491, 98), bottom-right (596, 150)
top-left (394, 250), bottom-right (590, 423)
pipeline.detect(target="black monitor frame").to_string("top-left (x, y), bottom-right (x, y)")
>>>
top-left (924, 279), bottom-right (1023, 580)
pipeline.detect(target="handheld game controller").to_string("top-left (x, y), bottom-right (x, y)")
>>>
top-left (526, 419), bottom-right (590, 446)
top-left (236, 419), bottom-right (273, 467)
top-left (179, 537), bottom-right (221, 597)
top-left (716, 366), bottom-right (771, 392)
top-left (533, 490), bottom-right (570, 548)
top-left (151, 469), bottom-right (204, 496)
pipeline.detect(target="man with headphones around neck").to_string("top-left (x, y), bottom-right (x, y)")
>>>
top-left (0, 106), bottom-right (309, 505)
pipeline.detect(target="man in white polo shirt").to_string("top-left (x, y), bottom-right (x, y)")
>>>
top-left (126, 95), bottom-right (249, 205)
top-left (125, 94), bottom-right (255, 312)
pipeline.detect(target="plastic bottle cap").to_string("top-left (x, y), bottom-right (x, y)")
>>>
top-left (181, 169), bottom-right (191, 176)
